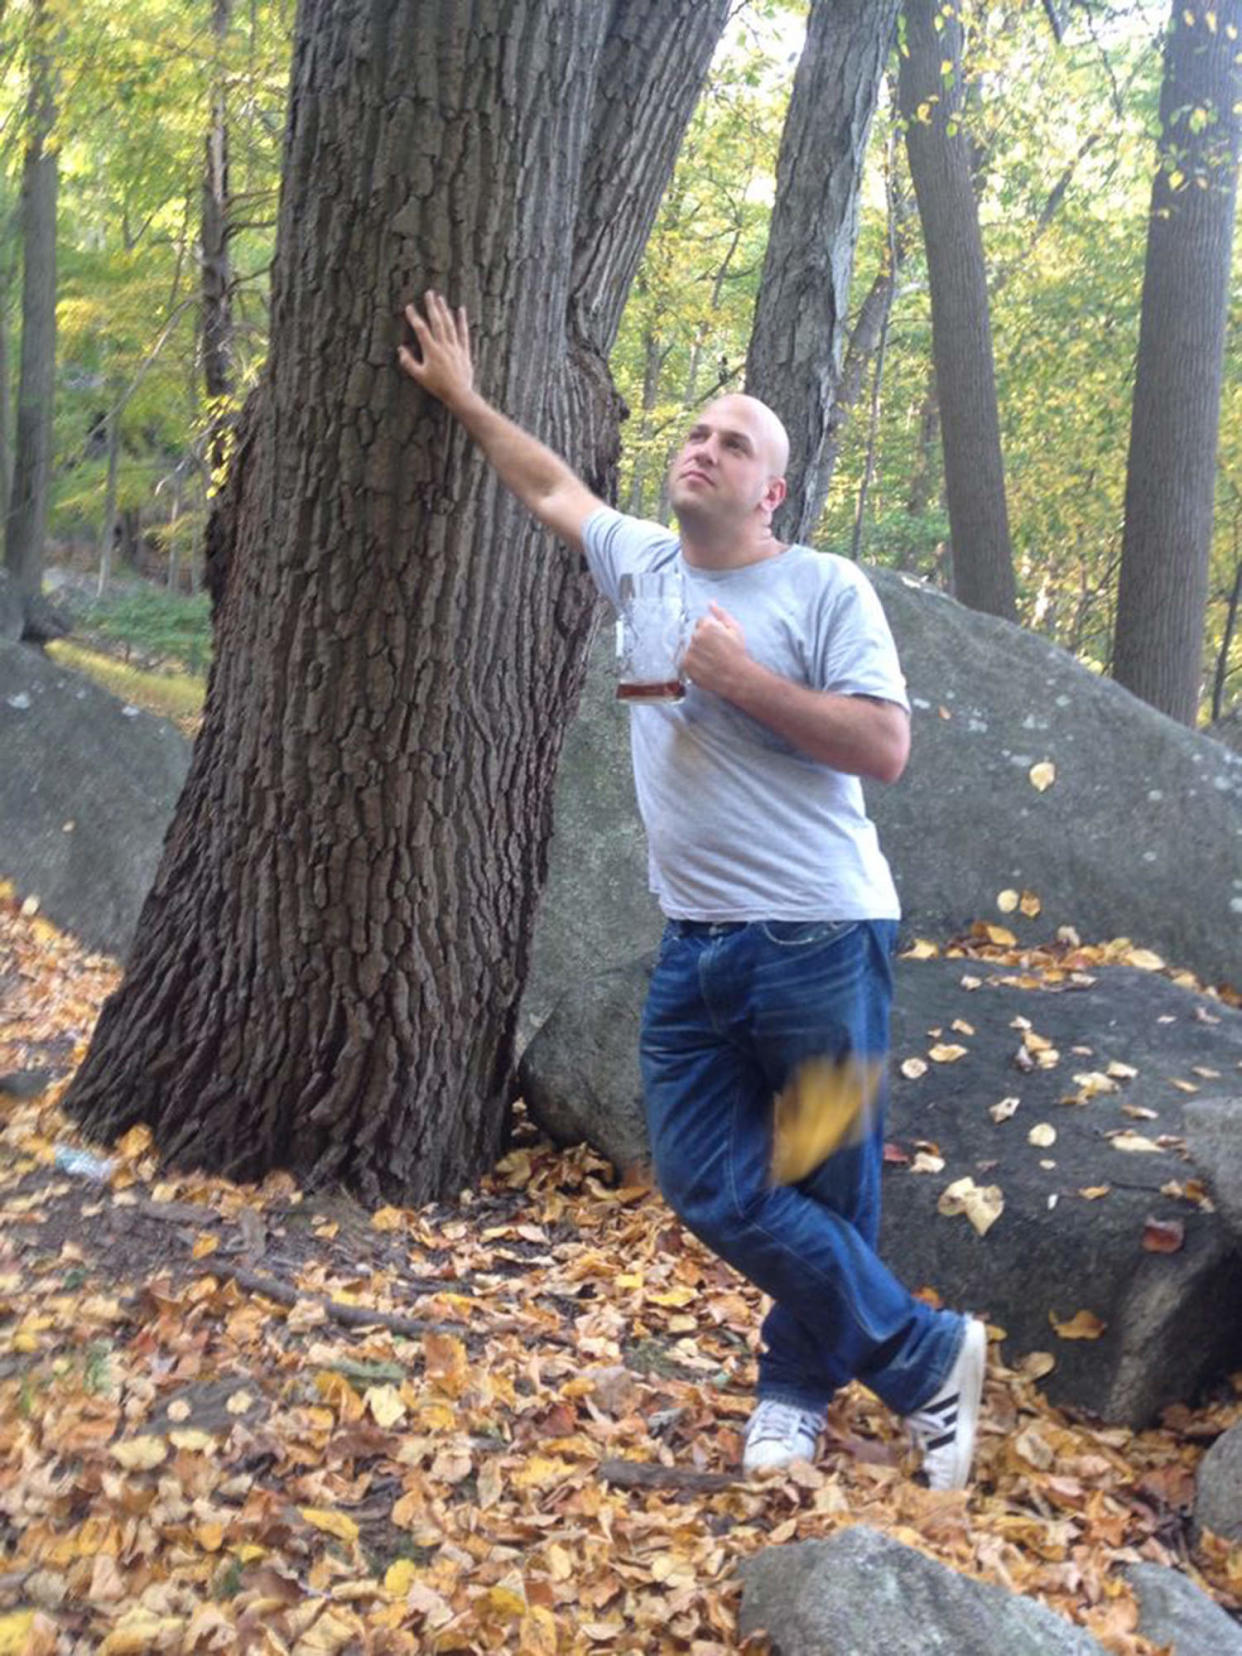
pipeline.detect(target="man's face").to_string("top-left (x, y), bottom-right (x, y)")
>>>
top-left (667, 395), bottom-right (786, 528)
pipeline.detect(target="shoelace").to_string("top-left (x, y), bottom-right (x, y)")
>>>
top-left (748, 1401), bottom-right (818, 1444)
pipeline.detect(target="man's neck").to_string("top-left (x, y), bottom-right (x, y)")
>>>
top-left (679, 518), bottom-right (787, 571)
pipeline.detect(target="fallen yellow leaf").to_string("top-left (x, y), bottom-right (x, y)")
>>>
top-left (110, 1435), bottom-right (168, 1471)
top-left (1029, 760), bottom-right (1056, 792)
top-left (1050, 1308), bottom-right (1106, 1340)
top-left (938, 1177), bottom-right (1004, 1236)
top-left (900, 1057), bottom-right (928, 1080)
top-left (299, 1507), bottom-right (359, 1545)
top-left (928, 1043), bottom-right (968, 1064)
top-left (996, 889), bottom-right (1019, 913)
top-left (1027, 1123), bottom-right (1057, 1148)
top-left (1110, 1131), bottom-right (1162, 1153)
top-left (365, 1384), bottom-right (407, 1428)
top-left (1019, 890), bottom-right (1042, 917)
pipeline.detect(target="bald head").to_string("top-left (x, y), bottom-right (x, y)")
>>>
top-left (705, 393), bottom-right (790, 480)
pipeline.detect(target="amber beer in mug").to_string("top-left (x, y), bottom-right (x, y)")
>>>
top-left (616, 571), bottom-right (688, 703)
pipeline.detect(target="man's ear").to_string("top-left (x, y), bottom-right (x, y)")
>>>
top-left (763, 476), bottom-right (788, 514)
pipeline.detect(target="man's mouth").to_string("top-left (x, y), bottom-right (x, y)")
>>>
top-left (680, 468), bottom-right (712, 485)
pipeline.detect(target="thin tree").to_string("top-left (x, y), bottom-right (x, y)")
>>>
top-left (1112, 1), bottom-right (1242, 725)
top-left (898, 0), bottom-right (1017, 621)
top-left (66, 0), bottom-right (729, 1205)
top-left (745, 0), bottom-right (902, 545)
top-left (5, 0), bottom-right (58, 639)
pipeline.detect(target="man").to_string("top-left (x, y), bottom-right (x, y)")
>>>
top-left (398, 291), bottom-right (986, 1489)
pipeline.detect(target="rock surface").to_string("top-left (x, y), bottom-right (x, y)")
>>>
top-left (519, 955), bottom-right (1242, 1423)
top-left (736, 1526), bottom-right (1106, 1655)
top-left (1194, 1423), bottom-right (1242, 1545)
top-left (523, 569), bottom-right (1242, 1036)
top-left (0, 571), bottom-right (22, 643)
top-left (1124, 1562), bottom-right (1242, 1655)
top-left (0, 640), bottom-right (190, 959)
top-left (1183, 1097), bottom-right (1242, 1245)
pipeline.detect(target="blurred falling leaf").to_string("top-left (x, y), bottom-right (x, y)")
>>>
top-left (1079, 1185), bottom-right (1111, 1199)
top-left (771, 1055), bottom-right (884, 1185)
top-left (900, 1057), bottom-right (928, 1080)
top-left (1027, 1123), bottom-right (1057, 1148)
top-left (1029, 761), bottom-right (1056, 791)
top-left (1107, 1060), bottom-right (1139, 1080)
top-left (989, 1097), bottom-right (1020, 1123)
top-left (1050, 1309), bottom-right (1106, 1340)
top-left (996, 889), bottom-right (1019, 913)
top-left (1019, 890), bottom-right (1042, 917)
top-left (1125, 948), bottom-right (1165, 972)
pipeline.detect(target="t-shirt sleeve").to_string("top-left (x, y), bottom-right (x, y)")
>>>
top-left (582, 506), bottom-right (680, 606)
top-left (809, 562), bottom-right (910, 711)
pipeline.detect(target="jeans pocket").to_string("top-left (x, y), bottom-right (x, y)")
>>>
top-left (758, 919), bottom-right (859, 949)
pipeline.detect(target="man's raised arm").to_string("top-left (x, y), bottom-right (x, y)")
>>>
top-left (397, 291), bottom-right (603, 554)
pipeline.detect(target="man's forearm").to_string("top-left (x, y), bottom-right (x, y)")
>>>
top-left (446, 389), bottom-right (571, 509)
top-left (441, 387), bottom-right (598, 548)
top-left (720, 660), bottom-right (910, 782)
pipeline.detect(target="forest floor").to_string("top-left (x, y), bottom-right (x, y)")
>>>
top-left (0, 891), bottom-right (1240, 1655)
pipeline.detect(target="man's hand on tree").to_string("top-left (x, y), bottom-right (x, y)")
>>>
top-left (398, 290), bottom-right (474, 407)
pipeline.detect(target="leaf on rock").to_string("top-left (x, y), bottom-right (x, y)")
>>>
top-left (989, 1097), bottom-right (1020, 1123)
top-left (1027, 1123), bottom-right (1057, 1148)
top-left (1109, 1131), bottom-right (1162, 1153)
top-left (1019, 890), bottom-right (1042, 917)
top-left (1141, 1217), bottom-right (1185, 1254)
top-left (900, 1057), bottom-right (928, 1080)
top-left (928, 1043), bottom-right (968, 1064)
top-left (1050, 1309), bottom-right (1106, 1340)
top-left (1028, 760), bottom-right (1056, 791)
top-left (997, 889), bottom-right (1019, 913)
top-left (938, 1177), bottom-right (1004, 1236)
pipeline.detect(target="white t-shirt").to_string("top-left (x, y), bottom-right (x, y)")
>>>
top-left (582, 506), bottom-right (908, 922)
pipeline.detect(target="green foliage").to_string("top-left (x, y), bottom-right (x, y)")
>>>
top-left (75, 584), bottom-right (212, 672)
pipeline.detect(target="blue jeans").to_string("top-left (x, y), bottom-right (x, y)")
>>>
top-left (640, 917), bottom-right (964, 1416)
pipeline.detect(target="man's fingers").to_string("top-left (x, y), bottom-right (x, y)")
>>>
top-left (457, 306), bottom-right (470, 354)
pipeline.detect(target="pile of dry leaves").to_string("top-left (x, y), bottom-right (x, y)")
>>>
top-left (0, 891), bottom-right (1238, 1655)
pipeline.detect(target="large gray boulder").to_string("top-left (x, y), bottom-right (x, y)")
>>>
top-left (1124, 1563), bottom-right (1242, 1655)
top-left (1183, 1098), bottom-right (1242, 1245)
top-left (519, 956), bottom-right (1242, 1424)
top-left (1194, 1423), bottom-right (1242, 1544)
top-left (523, 570), bottom-right (1242, 1035)
top-left (0, 640), bottom-right (190, 959)
top-left (737, 1526), bottom-right (1106, 1655)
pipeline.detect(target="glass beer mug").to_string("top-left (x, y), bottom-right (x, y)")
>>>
top-left (615, 572), bottom-right (688, 703)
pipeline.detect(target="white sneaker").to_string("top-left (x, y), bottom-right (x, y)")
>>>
top-left (904, 1317), bottom-right (987, 1490)
top-left (742, 1398), bottom-right (823, 1474)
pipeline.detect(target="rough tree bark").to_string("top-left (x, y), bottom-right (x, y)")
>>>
top-left (898, 0), bottom-right (1017, 621)
top-left (5, 0), bottom-right (57, 636)
top-left (745, 0), bottom-right (900, 543)
top-left (1112, 0), bottom-right (1242, 726)
top-left (66, 0), bottom-right (728, 1205)
top-left (745, 0), bottom-right (902, 546)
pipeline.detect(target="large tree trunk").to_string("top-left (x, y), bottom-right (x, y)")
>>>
top-left (1112, 0), bottom-right (1242, 726)
top-left (5, 2), bottom-right (57, 629)
top-left (898, 0), bottom-right (1017, 621)
top-left (745, 0), bottom-right (902, 545)
top-left (66, 0), bottom-right (728, 1206)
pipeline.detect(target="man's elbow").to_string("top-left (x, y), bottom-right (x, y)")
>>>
top-left (868, 713), bottom-right (911, 785)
